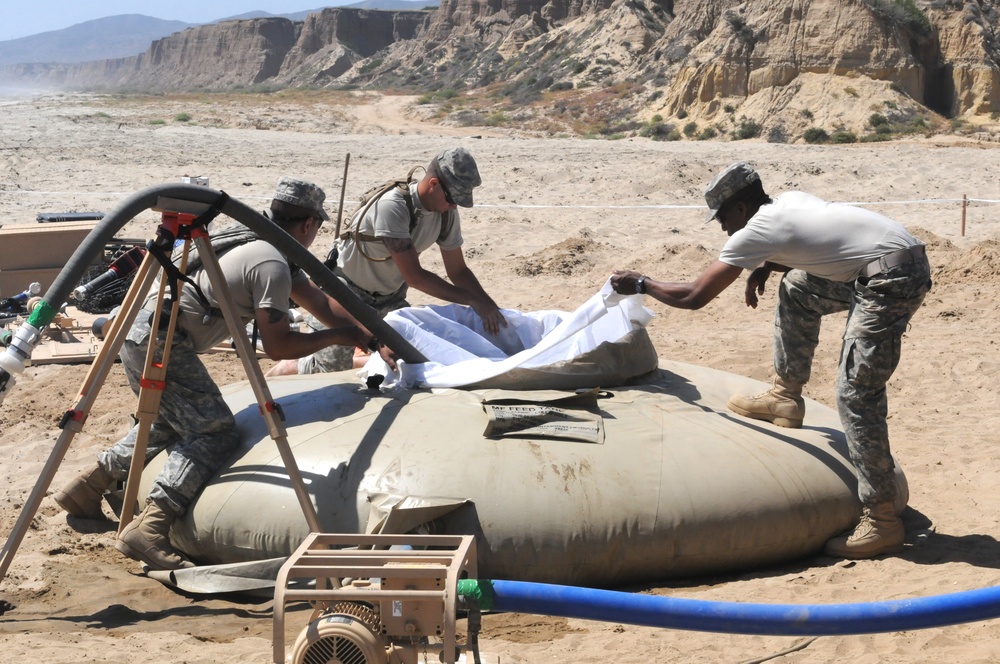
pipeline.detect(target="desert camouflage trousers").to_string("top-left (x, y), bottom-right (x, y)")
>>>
top-left (97, 311), bottom-right (240, 517)
top-left (773, 256), bottom-right (931, 506)
top-left (297, 276), bottom-right (408, 374)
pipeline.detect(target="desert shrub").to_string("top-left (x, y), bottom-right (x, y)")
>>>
top-left (485, 111), bottom-right (508, 126)
top-left (733, 118), bottom-right (762, 140)
top-left (862, 0), bottom-right (932, 34)
top-left (869, 113), bottom-right (889, 128)
top-left (605, 120), bottom-right (643, 135)
top-left (724, 9), bottom-right (755, 42)
top-left (800, 109), bottom-right (814, 120)
top-left (696, 127), bottom-right (718, 140)
top-left (860, 132), bottom-right (892, 142)
top-left (647, 90), bottom-right (663, 102)
top-left (725, 11), bottom-right (746, 30)
top-left (419, 88), bottom-right (462, 104)
top-left (357, 57), bottom-right (384, 75)
top-left (676, 109), bottom-right (688, 119)
top-left (831, 131), bottom-right (858, 143)
top-left (532, 75), bottom-right (554, 91)
top-left (174, 112), bottom-right (191, 122)
top-left (683, 121), bottom-right (698, 137)
top-left (767, 125), bottom-right (789, 143)
top-left (640, 121), bottom-right (677, 141)
top-left (803, 127), bottom-right (829, 143)
top-left (724, 104), bottom-right (735, 113)
top-left (549, 81), bottom-right (573, 92)
top-left (503, 82), bottom-right (541, 106)
top-left (149, 119), bottom-right (166, 125)
top-left (844, 86), bottom-right (859, 97)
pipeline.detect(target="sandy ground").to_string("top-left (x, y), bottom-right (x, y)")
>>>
top-left (1, 91), bottom-right (1000, 663)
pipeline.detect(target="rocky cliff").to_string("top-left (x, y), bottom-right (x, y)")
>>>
top-left (2, 10), bottom-right (428, 92)
top-left (2, 0), bottom-right (997, 138)
top-left (366, 0), bottom-right (999, 136)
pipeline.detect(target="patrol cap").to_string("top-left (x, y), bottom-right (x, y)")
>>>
top-left (432, 147), bottom-right (482, 208)
top-left (272, 177), bottom-right (330, 221)
top-left (704, 161), bottom-right (760, 220)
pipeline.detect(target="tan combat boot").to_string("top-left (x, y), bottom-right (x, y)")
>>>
top-left (823, 502), bottom-right (904, 559)
top-left (115, 499), bottom-right (194, 570)
top-left (727, 375), bottom-right (805, 428)
top-left (53, 465), bottom-right (114, 520)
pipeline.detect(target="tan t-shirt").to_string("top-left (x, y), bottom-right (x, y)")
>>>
top-left (144, 240), bottom-right (306, 352)
top-left (335, 182), bottom-right (463, 295)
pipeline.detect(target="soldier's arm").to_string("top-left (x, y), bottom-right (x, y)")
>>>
top-left (440, 247), bottom-right (506, 335)
top-left (611, 260), bottom-right (743, 310)
top-left (254, 303), bottom-right (368, 361)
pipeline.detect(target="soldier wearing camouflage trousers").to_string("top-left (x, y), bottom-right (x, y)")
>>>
top-left (610, 161), bottom-right (931, 560)
top-left (54, 178), bottom-right (379, 571)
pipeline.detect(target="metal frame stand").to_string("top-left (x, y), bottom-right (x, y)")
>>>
top-left (1, 199), bottom-right (320, 581)
top-left (272, 533), bottom-right (478, 664)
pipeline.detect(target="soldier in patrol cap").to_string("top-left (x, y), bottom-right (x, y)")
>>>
top-left (610, 161), bottom-right (931, 561)
top-left (269, 147), bottom-right (507, 377)
top-left (54, 177), bottom-right (379, 571)
top-left (272, 177), bottom-right (331, 221)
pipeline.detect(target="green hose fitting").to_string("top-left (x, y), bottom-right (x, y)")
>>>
top-left (27, 300), bottom-right (59, 329)
top-left (457, 579), bottom-right (496, 612)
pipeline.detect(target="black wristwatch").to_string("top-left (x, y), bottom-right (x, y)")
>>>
top-left (635, 276), bottom-right (647, 295)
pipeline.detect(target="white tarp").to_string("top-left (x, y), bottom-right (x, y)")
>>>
top-left (362, 280), bottom-right (656, 389)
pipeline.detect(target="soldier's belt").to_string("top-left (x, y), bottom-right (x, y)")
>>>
top-left (860, 245), bottom-right (926, 278)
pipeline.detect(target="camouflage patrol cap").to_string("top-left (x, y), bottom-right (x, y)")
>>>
top-left (703, 161), bottom-right (760, 220)
top-left (272, 177), bottom-right (330, 221)
top-left (433, 147), bottom-right (482, 208)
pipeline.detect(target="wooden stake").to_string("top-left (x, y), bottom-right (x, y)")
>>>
top-left (961, 193), bottom-right (967, 237)
top-left (333, 153), bottom-right (351, 240)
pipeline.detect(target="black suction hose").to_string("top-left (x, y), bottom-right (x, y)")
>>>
top-left (45, 182), bottom-right (426, 364)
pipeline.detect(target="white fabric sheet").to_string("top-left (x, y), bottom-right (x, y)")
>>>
top-left (362, 280), bottom-right (654, 389)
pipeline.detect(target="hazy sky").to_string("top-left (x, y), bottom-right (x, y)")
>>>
top-left (0, 2), bottom-right (344, 41)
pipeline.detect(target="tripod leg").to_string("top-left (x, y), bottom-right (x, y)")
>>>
top-left (193, 236), bottom-right (322, 532)
top-left (116, 242), bottom-right (191, 534)
top-left (0, 251), bottom-right (161, 583)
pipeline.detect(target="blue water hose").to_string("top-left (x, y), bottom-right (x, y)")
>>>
top-left (457, 579), bottom-right (1000, 636)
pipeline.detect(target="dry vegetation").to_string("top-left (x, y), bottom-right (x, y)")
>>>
top-left (30, 79), bottom-right (997, 144)
top-left (82, 90), bottom-right (378, 132)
